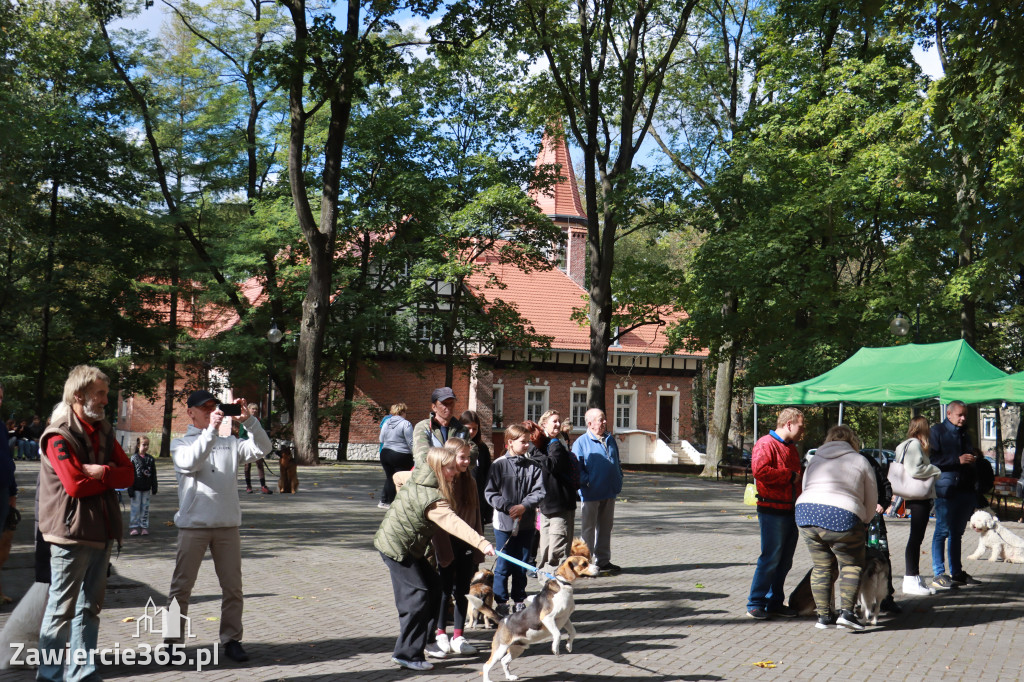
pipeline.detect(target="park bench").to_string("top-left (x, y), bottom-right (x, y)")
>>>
top-left (716, 459), bottom-right (752, 483)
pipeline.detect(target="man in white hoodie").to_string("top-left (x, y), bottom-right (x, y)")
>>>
top-left (166, 390), bottom-right (271, 663)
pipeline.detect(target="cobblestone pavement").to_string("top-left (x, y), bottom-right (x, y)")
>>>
top-left (2, 460), bottom-right (1024, 681)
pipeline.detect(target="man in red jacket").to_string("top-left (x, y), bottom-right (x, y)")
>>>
top-left (746, 407), bottom-right (805, 620)
top-left (37, 365), bottom-right (135, 682)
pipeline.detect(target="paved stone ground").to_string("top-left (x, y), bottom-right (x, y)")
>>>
top-left (2, 460), bottom-right (1024, 681)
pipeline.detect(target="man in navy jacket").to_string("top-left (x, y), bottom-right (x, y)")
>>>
top-left (929, 400), bottom-right (981, 590)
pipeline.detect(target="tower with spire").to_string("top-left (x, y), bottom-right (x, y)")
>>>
top-left (529, 129), bottom-right (588, 289)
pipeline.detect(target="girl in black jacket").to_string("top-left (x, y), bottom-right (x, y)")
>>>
top-left (528, 411), bottom-right (580, 576)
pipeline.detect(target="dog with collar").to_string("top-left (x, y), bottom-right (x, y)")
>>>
top-left (467, 555), bottom-right (593, 682)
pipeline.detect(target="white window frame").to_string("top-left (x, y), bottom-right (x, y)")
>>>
top-left (982, 414), bottom-right (997, 440)
top-left (492, 385), bottom-right (505, 427)
top-left (614, 389), bottom-right (637, 431)
top-left (524, 386), bottom-right (549, 423)
top-left (570, 388), bottom-right (589, 430)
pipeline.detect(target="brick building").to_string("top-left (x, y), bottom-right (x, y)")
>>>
top-left (343, 134), bottom-right (705, 463)
top-left (116, 135), bottom-right (706, 463)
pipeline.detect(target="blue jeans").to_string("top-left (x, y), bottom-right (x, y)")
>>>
top-left (493, 526), bottom-right (535, 605)
top-left (129, 491), bottom-right (151, 530)
top-left (38, 541), bottom-right (113, 682)
top-left (747, 510), bottom-right (798, 611)
top-left (932, 487), bottom-right (975, 577)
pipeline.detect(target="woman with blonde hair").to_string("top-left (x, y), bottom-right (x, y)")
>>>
top-left (528, 411), bottom-right (579, 577)
top-left (895, 416), bottom-right (941, 596)
top-left (374, 447), bottom-right (495, 672)
top-left (795, 425), bottom-right (877, 631)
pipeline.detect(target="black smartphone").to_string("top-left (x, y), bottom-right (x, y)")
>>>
top-left (219, 403), bottom-right (242, 417)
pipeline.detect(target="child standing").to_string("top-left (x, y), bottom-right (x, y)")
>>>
top-left (428, 437), bottom-right (484, 659)
top-left (128, 436), bottom-right (157, 536)
top-left (485, 424), bottom-right (545, 617)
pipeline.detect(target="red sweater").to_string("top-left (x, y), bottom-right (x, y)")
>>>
top-left (45, 418), bottom-right (134, 497)
top-left (751, 432), bottom-right (802, 512)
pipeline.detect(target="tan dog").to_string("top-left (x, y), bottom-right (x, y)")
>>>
top-left (278, 448), bottom-right (298, 494)
top-left (466, 568), bottom-right (497, 629)
top-left (468, 555), bottom-right (593, 682)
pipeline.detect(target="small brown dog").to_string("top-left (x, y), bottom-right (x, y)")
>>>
top-left (466, 568), bottom-right (497, 629)
top-left (569, 538), bottom-right (601, 576)
top-left (278, 447), bottom-right (298, 494)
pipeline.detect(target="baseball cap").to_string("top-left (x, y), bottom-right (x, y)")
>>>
top-left (430, 387), bottom-right (456, 403)
top-left (186, 389), bottom-right (218, 408)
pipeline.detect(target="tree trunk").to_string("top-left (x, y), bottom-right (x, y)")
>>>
top-left (701, 294), bottom-right (738, 477)
top-left (159, 253), bottom-right (179, 458)
top-left (36, 180), bottom-right (59, 415)
top-left (702, 340), bottom-right (736, 477)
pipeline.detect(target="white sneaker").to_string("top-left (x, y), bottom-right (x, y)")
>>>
top-left (424, 642), bottom-right (448, 659)
top-left (435, 632), bottom-right (452, 654)
top-left (902, 575), bottom-right (935, 596)
top-left (449, 636), bottom-right (477, 655)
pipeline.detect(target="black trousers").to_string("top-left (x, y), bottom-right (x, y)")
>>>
top-left (437, 540), bottom-right (477, 632)
top-left (904, 498), bottom-right (933, 576)
top-left (382, 552), bottom-right (441, 661)
top-left (379, 448), bottom-right (414, 504)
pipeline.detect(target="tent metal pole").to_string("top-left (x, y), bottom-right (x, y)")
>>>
top-left (838, 402), bottom-right (844, 425)
top-left (753, 403), bottom-right (758, 442)
top-left (878, 406), bottom-right (883, 452)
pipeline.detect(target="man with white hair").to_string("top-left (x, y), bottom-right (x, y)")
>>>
top-left (571, 408), bottom-right (623, 573)
top-left (37, 365), bottom-right (135, 682)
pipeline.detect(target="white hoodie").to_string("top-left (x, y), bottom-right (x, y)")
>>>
top-left (171, 417), bottom-right (271, 529)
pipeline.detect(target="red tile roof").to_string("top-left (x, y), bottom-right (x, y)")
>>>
top-left (465, 258), bottom-right (702, 357)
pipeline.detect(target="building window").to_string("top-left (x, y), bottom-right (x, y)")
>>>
top-left (571, 389), bottom-right (588, 429)
top-left (492, 385), bottom-right (504, 427)
top-left (614, 390), bottom-right (636, 430)
top-left (983, 414), bottom-right (997, 440)
top-left (525, 386), bottom-right (549, 423)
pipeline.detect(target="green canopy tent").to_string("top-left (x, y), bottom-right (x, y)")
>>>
top-left (752, 340), bottom-right (1009, 442)
top-left (940, 373), bottom-right (1024, 404)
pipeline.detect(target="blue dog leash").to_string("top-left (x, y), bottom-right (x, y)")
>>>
top-left (494, 549), bottom-right (556, 582)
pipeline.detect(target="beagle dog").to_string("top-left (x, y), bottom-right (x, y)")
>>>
top-left (467, 555), bottom-right (593, 682)
top-left (570, 537), bottom-right (601, 576)
top-left (466, 568), bottom-right (497, 629)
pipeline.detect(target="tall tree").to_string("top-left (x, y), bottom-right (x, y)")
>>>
top-left (519, 0), bottom-right (700, 412)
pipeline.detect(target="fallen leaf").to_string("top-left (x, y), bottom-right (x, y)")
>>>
top-left (695, 583), bottom-right (705, 589)
top-left (753, 661), bottom-right (776, 669)
top-left (122, 617), bottom-right (136, 623)
top-left (293, 596), bottom-right (304, 600)
top-left (164, 521), bottom-right (175, 526)
top-left (206, 617), bottom-right (219, 621)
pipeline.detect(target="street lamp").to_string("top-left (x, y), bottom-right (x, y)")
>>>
top-left (267, 320), bottom-right (284, 433)
top-left (889, 304), bottom-right (920, 342)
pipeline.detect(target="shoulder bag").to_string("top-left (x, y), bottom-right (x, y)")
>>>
top-left (887, 439), bottom-right (935, 500)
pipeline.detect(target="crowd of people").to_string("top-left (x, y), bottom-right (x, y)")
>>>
top-left (747, 401), bottom-right (994, 631)
top-left (5, 415), bottom-right (44, 461)
top-left (4, 367), bottom-right (1009, 676)
top-left (373, 386), bottom-right (623, 671)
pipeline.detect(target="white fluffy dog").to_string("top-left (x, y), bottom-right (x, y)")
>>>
top-left (967, 508), bottom-right (1024, 563)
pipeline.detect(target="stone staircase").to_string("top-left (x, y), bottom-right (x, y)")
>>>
top-left (668, 440), bottom-right (704, 466)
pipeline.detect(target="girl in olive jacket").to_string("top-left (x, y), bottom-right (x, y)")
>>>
top-left (374, 447), bottom-right (495, 672)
